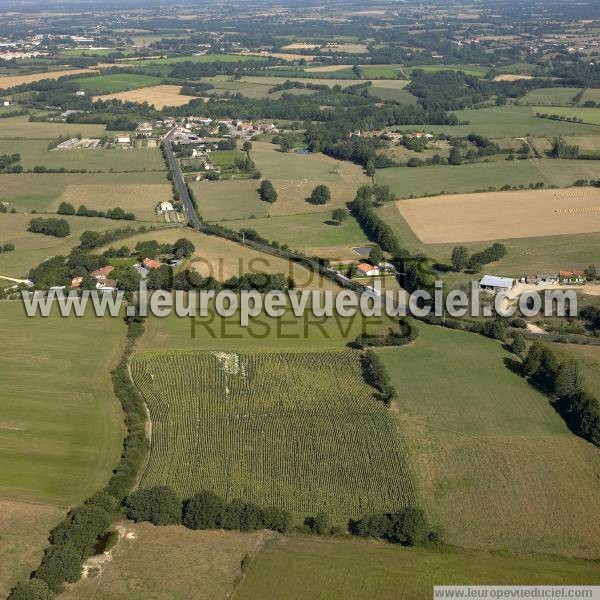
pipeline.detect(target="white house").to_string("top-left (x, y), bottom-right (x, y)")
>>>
top-left (156, 201), bottom-right (174, 214)
top-left (479, 275), bottom-right (515, 293)
top-left (116, 135), bottom-right (130, 144)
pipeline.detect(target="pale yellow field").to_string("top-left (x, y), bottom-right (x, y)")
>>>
top-left (304, 64), bottom-right (352, 73)
top-left (397, 187), bottom-right (600, 243)
top-left (493, 74), bottom-right (534, 82)
top-left (93, 85), bottom-right (196, 109)
top-left (0, 68), bottom-right (95, 90)
top-left (53, 183), bottom-right (173, 221)
top-left (281, 43), bottom-right (320, 50)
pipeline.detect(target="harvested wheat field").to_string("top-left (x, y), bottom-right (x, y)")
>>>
top-left (397, 187), bottom-right (600, 243)
top-left (492, 74), bottom-right (534, 82)
top-left (93, 84), bottom-right (195, 108)
top-left (304, 64), bottom-right (353, 72)
top-left (0, 68), bottom-right (94, 90)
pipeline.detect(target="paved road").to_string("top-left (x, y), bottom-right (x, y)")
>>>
top-left (163, 129), bottom-right (203, 230)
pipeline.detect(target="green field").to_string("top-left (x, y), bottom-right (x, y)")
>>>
top-left (360, 65), bottom-right (405, 79)
top-left (133, 350), bottom-right (414, 520)
top-left (0, 303), bottom-right (125, 506)
top-left (406, 64), bottom-right (490, 77)
top-left (376, 158), bottom-right (600, 198)
top-left (250, 141), bottom-right (369, 215)
top-left (581, 88), bottom-right (600, 104)
top-left (416, 106), bottom-right (600, 138)
top-left (228, 210), bottom-right (369, 256)
top-left (0, 115), bottom-right (112, 140)
top-left (209, 150), bottom-right (246, 169)
top-left (0, 139), bottom-right (166, 172)
top-left (69, 72), bottom-right (161, 93)
top-left (368, 80), bottom-right (418, 104)
top-left (534, 106), bottom-right (600, 125)
top-left (123, 54), bottom-right (267, 66)
top-left (522, 87), bottom-right (581, 106)
top-left (190, 179), bottom-right (268, 221)
top-left (237, 537), bottom-right (600, 600)
top-left (377, 202), bottom-right (600, 275)
top-left (378, 325), bottom-right (600, 556)
top-left (140, 303), bottom-right (396, 353)
top-left (0, 171), bottom-right (168, 213)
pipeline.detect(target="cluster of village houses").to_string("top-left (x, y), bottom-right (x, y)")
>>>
top-left (66, 258), bottom-right (167, 293)
top-left (111, 117), bottom-right (279, 147)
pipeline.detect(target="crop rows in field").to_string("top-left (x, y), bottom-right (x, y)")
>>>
top-left (132, 351), bottom-right (415, 519)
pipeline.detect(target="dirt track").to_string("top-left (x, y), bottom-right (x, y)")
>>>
top-left (397, 187), bottom-right (600, 243)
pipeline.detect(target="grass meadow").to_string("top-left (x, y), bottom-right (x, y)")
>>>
top-left (0, 115), bottom-right (111, 140)
top-left (190, 179), bottom-right (268, 221)
top-left (250, 142), bottom-right (369, 215)
top-left (378, 325), bottom-right (600, 557)
top-left (0, 303), bottom-right (125, 506)
top-left (0, 139), bottom-right (166, 172)
top-left (376, 158), bottom-right (600, 198)
top-left (237, 537), bottom-right (600, 600)
top-left (65, 525), bottom-right (271, 600)
top-left (228, 211), bottom-right (369, 258)
top-left (522, 87), bottom-right (581, 106)
top-left (133, 351), bottom-right (415, 520)
top-left (0, 499), bottom-right (62, 597)
top-left (0, 213), bottom-right (132, 280)
top-left (69, 72), bottom-right (162, 93)
top-left (418, 106), bottom-right (600, 138)
top-left (0, 171), bottom-right (169, 213)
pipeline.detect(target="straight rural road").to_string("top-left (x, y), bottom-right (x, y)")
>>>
top-left (164, 129), bottom-right (203, 230)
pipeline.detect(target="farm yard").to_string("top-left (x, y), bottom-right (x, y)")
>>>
top-left (132, 351), bottom-right (415, 520)
top-left (93, 84), bottom-right (197, 108)
top-left (396, 187), bottom-right (600, 243)
top-left (379, 326), bottom-right (600, 557)
top-left (0, 303), bottom-right (125, 506)
top-left (376, 159), bottom-right (600, 198)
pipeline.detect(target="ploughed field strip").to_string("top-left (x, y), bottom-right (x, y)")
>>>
top-left (132, 351), bottom-right (415, 518)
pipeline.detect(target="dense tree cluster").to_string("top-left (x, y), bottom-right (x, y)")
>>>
top-left (28, 218), bottom-right (70, 238)
top-left (259, 179), bottom-right (278, 203)
top-left (351, 319), bottom-right (419, 349)
top-left (349, 507), bottom-right (434, 546)
top-left (522, 343), bottom-right (600, 447)
top-left (360, 350), bottom-right (397, 405)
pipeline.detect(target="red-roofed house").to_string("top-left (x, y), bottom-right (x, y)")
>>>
top-left (90, 265), bottom-right (114, 281)
top-left (70, 276), bottom-right (83, 289)
top-left (356, 263), bottom-right (380, 277)
top-left (142, 258), bottom-right (161, 270)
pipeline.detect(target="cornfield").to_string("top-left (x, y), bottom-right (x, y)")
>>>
top-left (131, 350), bottom-right (416, 519)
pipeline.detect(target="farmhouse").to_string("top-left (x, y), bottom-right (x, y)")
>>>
top-left (142, 258), bottom-right (161, 270)
top-left (90, 265), bottom-right (114, 281)
top-left (96, 279), bottom-right (117, 293)
top-left (479, 275), bottom-right (515, 293)
top-left (357, 263), bottom-right (380, 277)
top-left (70, 276), bottom-right (83, 289)
top-left (156, 201), bottom-right (174, 214)
top-left (559, 270), bottom-right (586, 284)
top-left (136, 122), bottom-right (154, 137)
top-left (116, 135), bottom-right (131, 145)
top-left (537, 272), bottom-right (559, 284)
